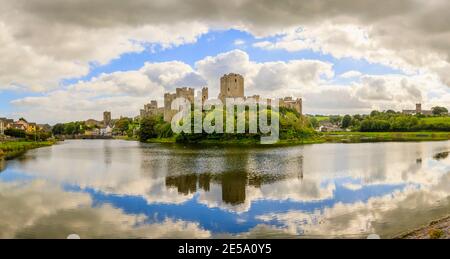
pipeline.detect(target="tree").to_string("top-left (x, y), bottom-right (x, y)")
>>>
top-left (432, 106), bottom-right (448, 116)
top-left (114, 117), bottom-right (131, 135)
top-left (52, 123), bottom-right (65, 135)
top-left (329, 115), bottom-right (341, 124)
top-left (341, 115), bottom-right (352, 128)
top-left (370, 110), bottom-right (380, 117)
top-left (4, 128), bottom-right (26, 138)
top-left (64, 123), bottom-right (77, 135)
top-left (386, 109), bottom-right (396, 114)
top-left (139, 116), bottom-right (158, 142)
top-left (360, 119), bottom-right (391, 132)
top-left (309, 117), bottom-right (319, 129)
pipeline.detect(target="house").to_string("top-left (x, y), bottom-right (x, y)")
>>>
top-left (317, 121), bottom-right (343, 132)
top-left (15, 118), bottom-right (28, 129)
top-left (27, 123), bottom-right (37, 133)
top-left (10, 123), bottom-right (27, 131)
top-left (0, 118), bottom-right (13, 135)
top-left (85, 128), bottom-right (100, 136)
top-left (100, 125), bottom-right (112, 136)
top-left (38, 124), bottom-right (52, 132)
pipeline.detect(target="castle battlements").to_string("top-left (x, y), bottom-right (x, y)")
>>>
top-left (156, 73), bottom-right (302, 122)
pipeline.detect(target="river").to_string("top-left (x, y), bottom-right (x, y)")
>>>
top-left (0, 140), bottom-right (449, 238)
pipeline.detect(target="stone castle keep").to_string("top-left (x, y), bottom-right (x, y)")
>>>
top-left (218, 73), bottom-right (244, 102)
top-left (139, 73), bottom-right (303, 122)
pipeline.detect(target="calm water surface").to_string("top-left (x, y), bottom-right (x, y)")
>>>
top-left (0, 140), bottom-right (449, 238)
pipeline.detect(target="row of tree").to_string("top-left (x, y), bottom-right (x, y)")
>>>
top-left (315, 107), bottom-right (450, 132)
top-left (138, 107), bottom-right (315, 143)
top-left (3, 128), bottom-right (52, 141)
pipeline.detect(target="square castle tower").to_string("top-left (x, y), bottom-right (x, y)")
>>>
top-left (218, 73), bottom-right (244, 102)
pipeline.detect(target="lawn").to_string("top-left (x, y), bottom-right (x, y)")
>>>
top-left (322, 131), bottom-right (450, 143)
top-left (420, 116), bottom-right (450, 124)
top-left (312, 115), bottom-right (330, 122)
top-left (0, 140), bottom-right (55, 159)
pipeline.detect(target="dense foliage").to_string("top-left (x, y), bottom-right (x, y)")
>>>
top-left (314, 111), bottom-right (450, 132)
top-left (138, 107), bottom-right (315, 143)
top-left (138, 115), bottom-right (173, 142)
top-left (52, 121), bottom-right (86, 135)
top-left (4, 128), bottom-right (51, 141)
top-left (432, 106), bottom-right (448, 115)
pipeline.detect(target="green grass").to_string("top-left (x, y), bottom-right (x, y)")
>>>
top-left (143, 131), bottom-right (450, 146)
top-left (420, 116), bottom-right (450, 124)
top-left (314, 116), bottom-right (330, 122)
top-left (114, 135), bottom-right (139, 141)
top-left (322, 131), bottom-right (450, 143)
top-left (146, 137), bottom-right (177, 143)
top-left (0, 140), bottom-right (56, 159)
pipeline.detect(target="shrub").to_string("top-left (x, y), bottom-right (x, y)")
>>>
top-left (428, 229), bottom-right (444, 239)
top-left (4, 128), bottom-right (26, 138)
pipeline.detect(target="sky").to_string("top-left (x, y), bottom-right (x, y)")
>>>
top-left (0, 0), bottom-right (449, 124)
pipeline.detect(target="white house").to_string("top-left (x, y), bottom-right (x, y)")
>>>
top-left (100, 125), bottom-right (112, 136)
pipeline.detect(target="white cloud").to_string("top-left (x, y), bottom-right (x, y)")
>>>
top-left (0, 180), bottom-right (210, 238)
top-left (11, 47), bottom-right (450, 122)
top-left (10, 61), bottom-right (208, 123)
top-left (234, 39), bottom-right (245, 46)
top-left (1, 0), bottom-right (450, 121)
top-left (340, 70), bottom-right (362, 79)
top-left (0, 0), bottom-right (449, 93)
top-left (195, 49), bottom-right (333, 98)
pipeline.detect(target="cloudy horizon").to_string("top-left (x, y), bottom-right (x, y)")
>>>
top-left (1, 0), bottom-right (449, 124)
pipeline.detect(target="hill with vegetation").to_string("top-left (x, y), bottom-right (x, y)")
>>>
top-left (138, 107), bottom-right (318, 144)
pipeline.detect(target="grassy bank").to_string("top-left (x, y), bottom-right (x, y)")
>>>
top-left (323, 131), bottom-right (450, 143)
top-left (142, 131), bottom-right (450, 146)
top-left (144, 135), bottom-right (326, 146)
top-left (396, 215), bottom-right (450, 239)
top-left (114, 135), bottom-right (139, 141)
top-left (0, 140), bottom-right (56, 159)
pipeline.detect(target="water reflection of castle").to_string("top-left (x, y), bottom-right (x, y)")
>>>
top-left (165, 156), bottom-right (304, 205)
top-left (165, 172), bottom-right (251, 205)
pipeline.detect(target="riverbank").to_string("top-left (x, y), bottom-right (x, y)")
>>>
top-left (396, 215), bottom-right (450, 239)
top-left (322, 131), bottom-right (450, 143)
top-left (145, 136), bottom-right (326, 146)
top-left (0, 140), bottom-right (56, 160)
top-left (141, 131), bottom-right (450, 145)
top-left (113, 135), bottom-right (139, 141)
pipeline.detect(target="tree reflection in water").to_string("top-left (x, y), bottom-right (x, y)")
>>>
top-left (165, 155), bottom-right (304, 205)
top-left (0, 158), bottom-right (5, 173)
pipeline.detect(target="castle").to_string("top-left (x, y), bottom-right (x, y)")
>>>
top-left (103, 111), bottom-right (112, 126)
top-left (140, 100), bottom-right (164, 118)
top-left (218, 73), bottom-right (244, 102)
top-left (138, 73), bottom-right (303, 122)
top-left (402, 103), bottom-right (433, 116)
top-left (280, 97), bottom-right (302, 115)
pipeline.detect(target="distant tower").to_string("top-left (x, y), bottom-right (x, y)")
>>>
top-left (416, 103), bottom-right (422, 114)
top-left (103, 111), bottom-right (111, 126)
top-left (202, 87), bottom-right (209, 104)
top-left (219, 73), bottom-right (244, 102)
